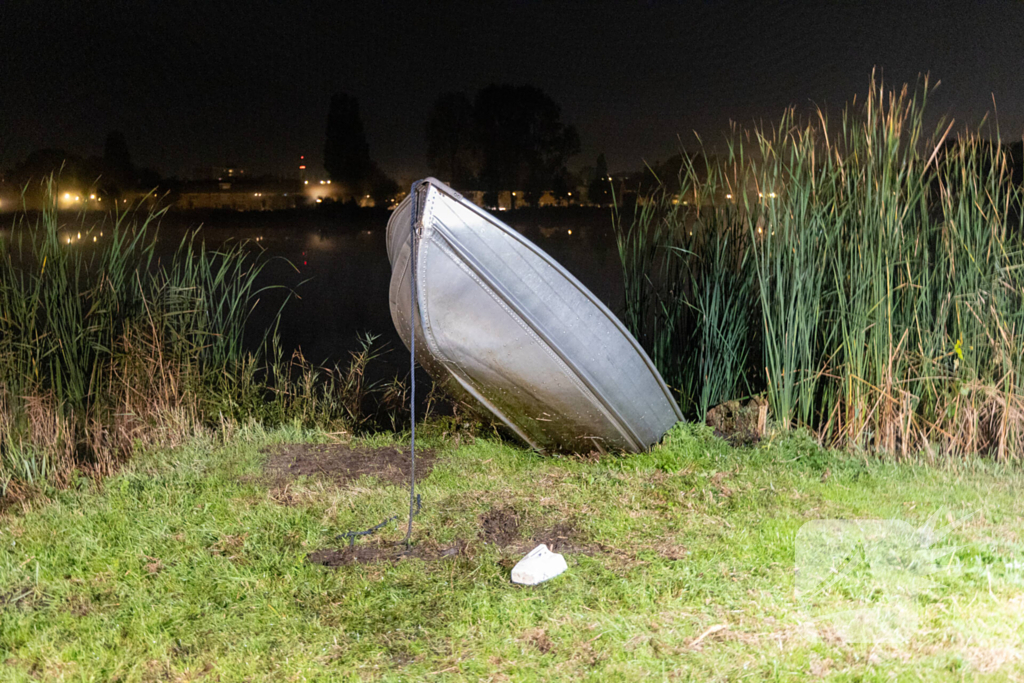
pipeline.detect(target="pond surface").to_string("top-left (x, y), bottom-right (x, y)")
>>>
top-left (157, 207), bottom-right (625, 379)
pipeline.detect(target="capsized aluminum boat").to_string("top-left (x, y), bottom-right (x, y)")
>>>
top-left (387, 178), bottom-right (682, 453)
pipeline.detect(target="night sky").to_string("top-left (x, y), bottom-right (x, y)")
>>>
top-left (2, 0), bottom-right (1023, 181)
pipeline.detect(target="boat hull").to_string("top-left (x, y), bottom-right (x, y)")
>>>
top-left (387, 179), bottom-right (681, 452)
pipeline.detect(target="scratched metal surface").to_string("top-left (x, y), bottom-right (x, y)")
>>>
top-left (387, 178), bottom-right (682, 453)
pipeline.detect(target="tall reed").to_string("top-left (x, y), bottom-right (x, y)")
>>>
top-left (618, 73), bottom-right (1024, 459)
top-left (616, 151), bottom-right (757, 420)
top-left (0, 178), bottom-right (277, 489)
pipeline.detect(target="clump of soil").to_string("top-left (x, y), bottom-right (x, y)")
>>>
top-left (479, 506), bottom-right (591, 555)
top-left (307, 541), bottom-right (464, 567)
top-left (308, 505), bottom-right (596, 569)
top-left (533, 522), bottom-right (588, 554)
top-left (263, 443), bottom-right (436, 487)
top-left (523, 628), bottom-right (555, 654)
top-left (706, 397), bottom-right (768, 445)
top-left (479, 506), bottom-right (523, 547)
top-left (0, 585), bottom-right (50, 612)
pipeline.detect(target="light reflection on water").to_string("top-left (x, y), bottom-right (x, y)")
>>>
top-left (255, 219), bottom-right (623, 380)
top-left (5, 211), bottom-right (624, 376)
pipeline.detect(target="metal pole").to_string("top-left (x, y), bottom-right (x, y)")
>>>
top-left (402, 181), bottom-right (420, 545)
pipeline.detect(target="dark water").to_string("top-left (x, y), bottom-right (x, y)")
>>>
top-left (156, 207), bottom-right (625, 378)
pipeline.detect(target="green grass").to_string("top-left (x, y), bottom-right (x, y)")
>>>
top-left (2, 423), bottom-right (1023, 681)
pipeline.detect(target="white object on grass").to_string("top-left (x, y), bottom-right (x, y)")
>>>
top-left (511, 544), bottom-right (568, 585)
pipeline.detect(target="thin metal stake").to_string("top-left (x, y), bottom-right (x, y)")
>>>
top-left (338, 183), bottom-right (423, 548)
top-left (402, 181), bottom-right (420, 545)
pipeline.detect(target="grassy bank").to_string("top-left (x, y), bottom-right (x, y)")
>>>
top-left (618, 74), bottom-right (1024, 460)
top-left (1, 423), bottom-right (1022, 680)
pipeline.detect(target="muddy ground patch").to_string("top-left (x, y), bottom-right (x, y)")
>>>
top-left (262, 443), bottom-right (436, 488)
top-left (307, 540), bottom-right (465, 567)
top-left (307, 505), bottom-right (595, 568)
top-left (479, 505), bottom-right (593, 556)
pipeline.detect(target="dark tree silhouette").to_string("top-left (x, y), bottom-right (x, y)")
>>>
top-left (12, 149), bottom-right (84, 184)
top-left (367, 162), bottom-right (399, 206)
top-left (101, 131), bottom-right (135, 197)
top-left (473, 84), bottom-right (580, 206)
top-left (425, 92), bottom-right (476, 187)
top-left (103, 131), bottom-right (132, 177)
top-left (323, 92), bottom-right (372, 191)
top-left (588, 153), bottom-right (612, 205)
top-left (8, 149), bottom-right (91, 206)
top-left (551, 169), bottom-right (574, 205)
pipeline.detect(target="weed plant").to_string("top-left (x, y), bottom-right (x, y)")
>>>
top-left (618, 73), bottom-right (1024, 459)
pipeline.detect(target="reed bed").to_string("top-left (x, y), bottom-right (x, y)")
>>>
top-left (0, 181), bottom-right (385, 498)
top-left (618, 74), bottom-right (1024, 460)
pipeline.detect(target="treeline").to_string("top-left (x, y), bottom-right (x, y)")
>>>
top-left (425, 85), bottom-right (582, 206)
top-left (3, 84), bottom-right (609, 209)
top-left (5, 132), bottom-right (159, 203)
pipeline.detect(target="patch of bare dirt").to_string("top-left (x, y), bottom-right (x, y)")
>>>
top-left (522, 627), bottom-right (555, 654)
top-left (66, 594), bottom-right (93, 617)
top-left (0, 584), bottom-right (50, 612)
top-left (480, 506), bottom-right (595, 556)
top-left (307, 540), bottom-right (465, 567)
top-left (308, 505), bottom-right (598, 569)
top-left (479, 506), bottom-right (523, 547)
top-left (532, 521), bottom-right (591, 554)
top-left (263, 443), bottom-right (436, 488)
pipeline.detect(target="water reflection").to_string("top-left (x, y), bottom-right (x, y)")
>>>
top-left (8, 209), bottom-right (624, 376)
